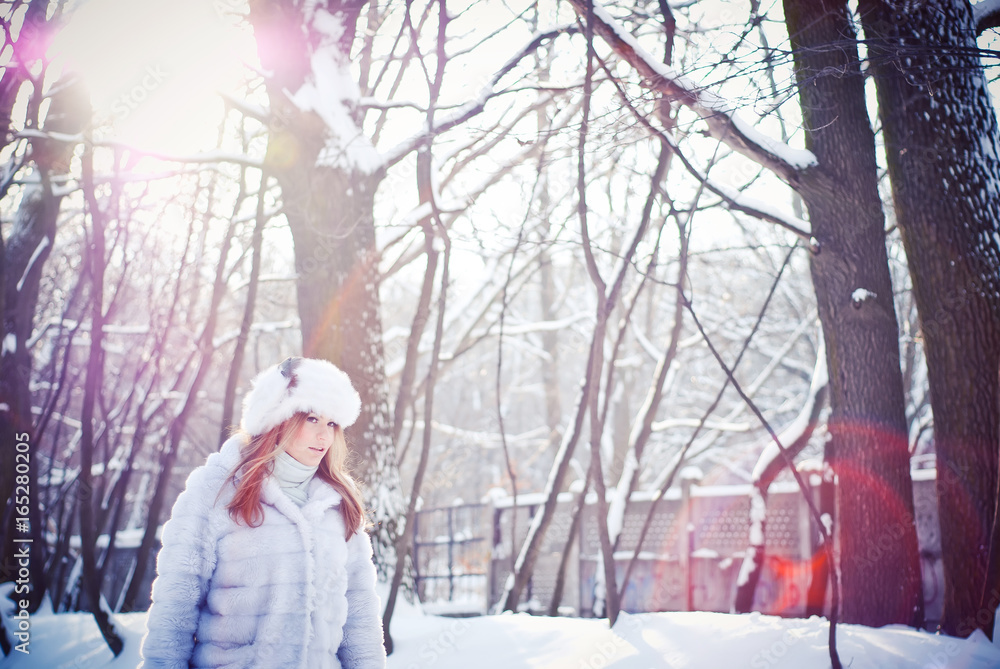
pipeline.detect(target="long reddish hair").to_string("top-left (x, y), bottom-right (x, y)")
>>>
top-left (223, 412), bottom-right (367, 538)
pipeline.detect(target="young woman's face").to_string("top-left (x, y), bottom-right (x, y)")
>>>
top-left (286, 413), bottom-right (338, 467)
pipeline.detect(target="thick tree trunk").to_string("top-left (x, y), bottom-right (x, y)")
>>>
top-left (783, 0), bottom-right (924, 627)
top-left (857, 0), bottom-right (1000, 637)
top-left (247, 0), bottom-right (404, 573)
top-left (279, 156), bottom-right (403, 570)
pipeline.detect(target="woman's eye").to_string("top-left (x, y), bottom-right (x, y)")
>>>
top-left (307, 415), bottom-right (318, 423)
top-left (328, 422), bottom-right (337, 429)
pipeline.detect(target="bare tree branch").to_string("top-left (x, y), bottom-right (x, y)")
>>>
top-left (382, 25), bottom-right (577, 168)
top-left (566, 0), bottom-right (816, 185)
top-left (595, 55), bottom-right (813, 242)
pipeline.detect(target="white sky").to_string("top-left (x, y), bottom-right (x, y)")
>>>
top-left (46, 0), bottom-right (257, 154)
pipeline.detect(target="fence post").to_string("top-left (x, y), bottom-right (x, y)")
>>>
top-left (484, 502), bottom-right (495, 613)
top-left (798, 466), bottom-right (818, 561)
top-left (488, 504), bottom-right (500, 611)
top-left (413, 510), bottom-right (421, 601)
top-left (680, 467), bottom-right (703, 612)
top-left (526, 504), bottom-right (536, 607)
top-left (447, 506), bottom-right (454, 601)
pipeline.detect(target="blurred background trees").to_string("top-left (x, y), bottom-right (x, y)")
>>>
top-left (0, 0), bottom-right (997, 656)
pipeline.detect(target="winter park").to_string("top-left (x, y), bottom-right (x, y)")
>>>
top-left (2, 0), bottom-right (1000, 667)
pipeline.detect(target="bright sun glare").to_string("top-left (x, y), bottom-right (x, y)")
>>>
top-left (47, 0), bottom-right (255, 155)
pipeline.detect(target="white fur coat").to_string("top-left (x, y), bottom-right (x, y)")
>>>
top-left (139, 437), bottom-right (386, 669)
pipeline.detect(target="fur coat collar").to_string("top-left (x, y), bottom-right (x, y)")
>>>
top-left (219, 436), bottom-right (344, 518)
top-left (139, 436), bottom-right (385, 669)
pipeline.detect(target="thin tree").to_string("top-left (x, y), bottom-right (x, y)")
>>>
top-left (733, 338), bottom-right (827, 612)
top-left (77, 139), bottom-right (124, 655)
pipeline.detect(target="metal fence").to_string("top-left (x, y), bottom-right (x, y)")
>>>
top-left (411, 503), bottom-right (491, 615)
top-left (95, 468), bottom-right (942, 619)
top-left (413, 469), bottom-right (943, 624)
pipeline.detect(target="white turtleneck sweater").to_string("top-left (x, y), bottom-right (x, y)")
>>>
top-left (272, 451), bottom-right (319, 506)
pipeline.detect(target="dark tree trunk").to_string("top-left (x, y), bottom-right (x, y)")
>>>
top-left (277, 138), bottom-right (403, 571)
top-left (120, 441), bottom-right (176, 613)
top-left (783, 0), bottom-right (924, 627)
top-left (247, 0), bottom-right (403, 573)
top-left (220, 174), bottom-right (269, 444)
top-left (78, 144), bottom-right (123, 656)
top-left (0, 72), bottom-right (88, 614)
top-left (857, 0), bottom-right (1000, 637)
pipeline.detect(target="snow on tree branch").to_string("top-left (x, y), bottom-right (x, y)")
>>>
top-left (704, 177), bottom-right (813, 241)
top-left (651, 417), bottom-right (752, 432)
top-left (596, 60), bottom-right (813, 241)
top-left (17, 129), bottom-right (264, 168)
top-left (568, 0), bottom-right (816, 185)
top-left (733, 336), bottom-right (828, 614)
top-left (16, 234), bottom-right (50, 293)
top-left (750, 335), bottom-right (828, 490)
top-left (285, 7), bottom-right (382, 174)
top-left (220, 93), bottom-right (270, 123)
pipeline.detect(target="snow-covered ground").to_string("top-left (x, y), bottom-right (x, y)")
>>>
top-left (2, 596), bottom-right (999, 669)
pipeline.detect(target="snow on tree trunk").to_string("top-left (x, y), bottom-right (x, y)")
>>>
top-left (733, 338), bottom-right (828, 613)
top-left (857, 0), bottom-right (1000, 637)
top-left (247, 0), bottom-right (404, 576)
top-left (783, 0), bottom-right (924, 627)
top-left (606, 211), bottom-right (685, 555)
top-left (500, 355), bottom-right (593, 613)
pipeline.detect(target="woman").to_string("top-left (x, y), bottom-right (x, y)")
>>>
top-left (140, 357), bottom-right (386, 669)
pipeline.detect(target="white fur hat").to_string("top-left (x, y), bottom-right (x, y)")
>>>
top-left (240, 357), bottom-right (362, 435)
